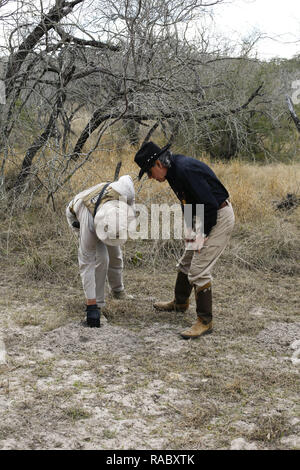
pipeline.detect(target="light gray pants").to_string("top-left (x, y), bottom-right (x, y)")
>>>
top-left (177, 202), bottom-right (235, 288)
top-left (66, 200), bottom-right (124, 307)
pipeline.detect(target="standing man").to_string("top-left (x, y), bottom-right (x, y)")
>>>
top-left (66, 175), bottom-right (136, 327)
top-left (134, 142), bottom-right (234, 339)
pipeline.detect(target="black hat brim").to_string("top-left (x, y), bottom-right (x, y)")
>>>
top-left (138, 143), bottom-right (171, 179)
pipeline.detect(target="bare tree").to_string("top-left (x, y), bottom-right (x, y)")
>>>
top-left (0, 0), bottom-right (273, 205)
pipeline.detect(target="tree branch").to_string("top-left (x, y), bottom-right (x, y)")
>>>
top-left (55, 26), bottom-right (120, 51)
top-left (5, 0), bottom-right (84, 97)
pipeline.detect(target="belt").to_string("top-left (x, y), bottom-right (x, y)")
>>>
top-left (219, 200), bottom-right (228, 210)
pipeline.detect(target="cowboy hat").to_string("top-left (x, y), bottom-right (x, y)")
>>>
top-left (134, 141), bottom-right (171, 179)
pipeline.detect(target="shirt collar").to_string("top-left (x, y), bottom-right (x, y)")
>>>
top-left (166, 154), bottom-right (176, 182)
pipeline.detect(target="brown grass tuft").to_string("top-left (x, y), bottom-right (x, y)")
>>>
top-left (249, 414), bottom-right (291, 442)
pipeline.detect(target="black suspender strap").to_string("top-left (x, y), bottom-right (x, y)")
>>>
top-left (93, 182), bottom-right (111, 218)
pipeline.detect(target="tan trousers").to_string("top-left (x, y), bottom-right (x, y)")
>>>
top-left (177, 202), bottom-right (235, 288)
top-left (66, 200), bottom-right (124, 307)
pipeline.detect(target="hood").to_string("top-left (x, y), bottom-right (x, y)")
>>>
top-left (110, 175), bottom-right (135, 205)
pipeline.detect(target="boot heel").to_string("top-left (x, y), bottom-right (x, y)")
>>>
top-left (203, 327), bottom-right (213, 336)
top-left (86, 304), bottom-right (101, 328)
top-left (87, 318), bottom-right (100, 328)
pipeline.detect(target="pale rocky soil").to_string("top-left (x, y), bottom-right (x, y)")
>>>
top-left (0, 261), bottom-right (299, 450)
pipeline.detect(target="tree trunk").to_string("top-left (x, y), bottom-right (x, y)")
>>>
top-left (13, 66), bottom-right (76, 191)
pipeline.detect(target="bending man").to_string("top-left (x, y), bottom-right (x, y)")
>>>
top-left (134, 142), bottom-right (234, 339)
top-left (66, 175), bottom-right (136, 327)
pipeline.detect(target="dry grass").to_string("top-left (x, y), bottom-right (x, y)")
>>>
top-left (69, 145), bottom-right (300, 209)
top-left (57, 155), bottom-right (300, 276)
top-left (249, 415), bottom-right (291, 442)
top-left (1, 148), bottom-right (299, 279)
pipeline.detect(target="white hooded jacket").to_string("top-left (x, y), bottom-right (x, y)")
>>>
top-left (66, 175), bottom-right (136, 244)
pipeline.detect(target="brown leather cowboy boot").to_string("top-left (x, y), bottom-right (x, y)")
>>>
top-left (180, 282), bottom-right (213, 338)
top-left (154, 271), bottom-right (193, 312)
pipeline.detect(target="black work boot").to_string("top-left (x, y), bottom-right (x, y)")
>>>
top-left (195, 282), bottom-right (213, 325)
top-left (154, 271), bottom-right (193, 312)
top-left (86, 304), bottom-right (101, 328)
top-left (180, 282), bottom-right (213, 339)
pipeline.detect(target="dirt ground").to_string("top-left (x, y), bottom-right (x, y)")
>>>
top-left (0, 256), bottom-right (299, 450)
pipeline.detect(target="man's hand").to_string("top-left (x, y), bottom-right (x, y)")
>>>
top-left (185, 229), bottom-right (207, 252)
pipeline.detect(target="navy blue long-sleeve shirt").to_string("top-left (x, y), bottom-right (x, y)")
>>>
top-left (166, 154), bottom-right (229, 235)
